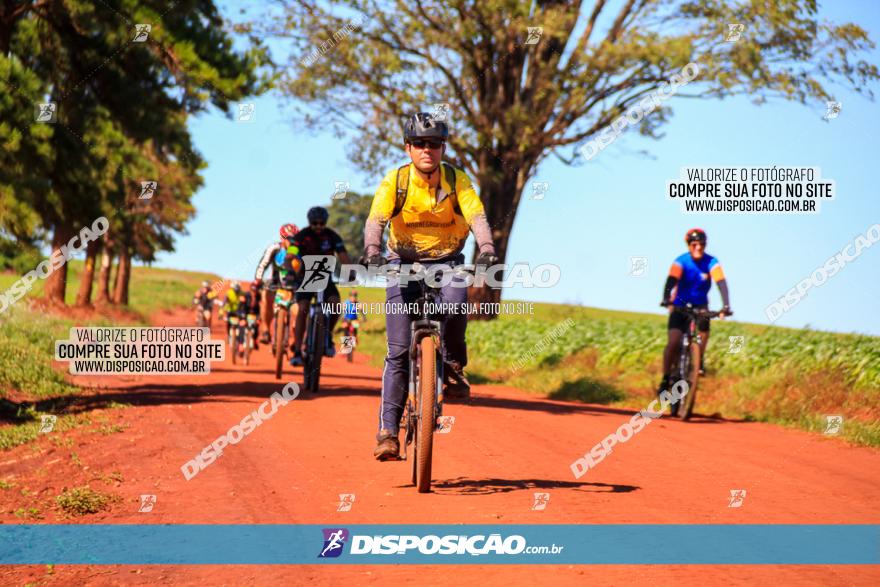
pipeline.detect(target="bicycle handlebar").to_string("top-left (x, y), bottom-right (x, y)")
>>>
top-left (661, 302), bottom-right (730, 319)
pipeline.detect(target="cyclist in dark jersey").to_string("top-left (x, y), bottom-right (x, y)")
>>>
top-left (289, 206), bottom-right (351, 366)
top-left (236, 280), bottom-right (263, 350)
top-left (658, 228), bottom-right (732, 395)
top-left (192, 280), bottom-right (217, 327)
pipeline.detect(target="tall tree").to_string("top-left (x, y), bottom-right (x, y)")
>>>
top-left (328, 192), bottom-right (374, 260)
top-left (1, 0), bottom-right (266, 304)
top-left (94, 241), bottom-right (115, 305)
top-left (276, 0), bottom-right (878, 314)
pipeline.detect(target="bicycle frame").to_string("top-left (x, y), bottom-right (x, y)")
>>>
top-left (391, 264), bottom-right (448, 461)
top-left (670, 304), bottom-right (722, 419)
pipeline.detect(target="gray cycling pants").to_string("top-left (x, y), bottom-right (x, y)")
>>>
top-left (377, 259), bottom-right (468, 437)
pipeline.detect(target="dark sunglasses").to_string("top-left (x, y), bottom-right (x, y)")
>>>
top-left (409, 139), bottom-right (444, 150)
top-left (310, 221), bottom-right (326, 227)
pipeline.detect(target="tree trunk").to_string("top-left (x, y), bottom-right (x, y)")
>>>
top-left (43, 222), bottom-right (75, 305)
top-left (468, 160), bottom-right (527, 319)
top-left (113, 247), bottom-right (131, 305)
top-left (95, 246), bottom-right (114, 305)
top-left (75, 239), bottom-right (100, 306)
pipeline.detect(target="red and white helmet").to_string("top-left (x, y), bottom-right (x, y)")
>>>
top-left (279, 223), bottom-right (299, 239)
top-left (684, 228), bottom-right (707, 244)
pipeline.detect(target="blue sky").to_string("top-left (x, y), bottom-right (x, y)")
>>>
top-left (154, 1), bottom-right (880, 335)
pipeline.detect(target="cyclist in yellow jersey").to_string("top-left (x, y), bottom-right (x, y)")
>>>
top-left (221, 282), bottom-right (244, 338)
top-left (363, 112), bottom-right (497, 460)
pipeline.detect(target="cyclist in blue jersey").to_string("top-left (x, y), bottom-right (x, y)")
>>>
top-left (658, 228), bottom-right (732, 395)
top-left (340, 289), bottom-right (366, 345)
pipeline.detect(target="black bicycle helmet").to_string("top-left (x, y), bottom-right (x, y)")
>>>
top-left (307, 206), bottom-right (329, 224)
top-left (403, 112), bottom-right (449, 143)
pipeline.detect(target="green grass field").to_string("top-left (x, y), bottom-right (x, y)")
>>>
top-left (0, 260), bottom-right (218, 316)
top-left (0, 263), bottom-right (219, 449)
top-left (2, 269), bottom-right (877, 448)
top-left (338, 286), bottom-right (880, 447)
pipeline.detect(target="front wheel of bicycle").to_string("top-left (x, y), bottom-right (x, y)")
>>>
top-left (230, 329), bottom-right (238, 365)
top-left (415, 336), bottom-right (436, 493)
top-left (679, 341), bottom-right (700, 421)
top-left (244, 328), bottom-right (252, 365)
top-left (306, 314), bottom-right (325, 393)
top-left (274, 310), bottom-right (287, 380)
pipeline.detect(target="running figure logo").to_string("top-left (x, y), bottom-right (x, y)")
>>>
top-left (39, 415), bottom-right (57, 434)
top-left (138, 494), bottom-right (157, 513)
top-left (299, 255), bottom-right (337, 293)
top-left (337, 494), bottom-right (355, 512)
top-left (629, 256), bottom-right (648, 277)
top-left (437, 415), bottom-right (455, 434)
top-left (728, 335), bottom-right (745, 354)
top-left (430, 102), bottom-right (450, 122)
top-left (340, 335), bottom-right (356, 355)
top-left (318, 528), bottom-right (350, 558)
top-left (824, 415), bottom-right (843, 435)
top-left (525, 27), bottom-right (543, 45)
top-left (531, 492), bottom-right (550, 511)
top-left (332, 181), bottom-right (350, 200)
top-left (728, 489), bottom-right (747, 508)
top-left (237, 103), bottom-right (256, 122)
top-left (139, 181), bottom-right (158, 200)
top-left (725, 23), bottom-right (745, 42)
top-left (35, 102), bottom-right (57, 123)
top-left (132, 24), bottom-right (151, 42)
top-left (823, 101), bottom-right (842, 121)
top-left (530, 182), bottom-right (549, 201)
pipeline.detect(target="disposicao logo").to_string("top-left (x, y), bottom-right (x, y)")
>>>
top-left (318, 528), bottom-right (349, 558)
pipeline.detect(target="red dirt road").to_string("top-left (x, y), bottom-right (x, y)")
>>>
top-left (2, 308), bottom-right (879, 585)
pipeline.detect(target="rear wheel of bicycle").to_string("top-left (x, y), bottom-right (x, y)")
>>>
top-left (197, 311), bottom-right (205, 328)
top-left (274, 311), bottom-right (287, 380)
top-left (680, 342), bottom-right (700, 421)
top-left (415, 336), bottom-right (436, 493)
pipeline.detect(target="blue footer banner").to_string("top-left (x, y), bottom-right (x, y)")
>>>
top-left (0, 525), bottom-right (877, 564)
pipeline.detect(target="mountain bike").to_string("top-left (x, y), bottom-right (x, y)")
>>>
top-left (226, 312), bottom-right (241, 365)
top-left (384, 262), bottom-right (451, 493)
top-left (195, 305), bottom-right (212, 329)
top-left (341, 319), bottom-right (359, 363)
top-left (242, 312), bottom-right (258, 365)
top-left (271, 285), bottom-right (296, 380)
top-left (302, 288), bottom-right (329, 393)
top-left (664, 303), bottom-right (729, 420)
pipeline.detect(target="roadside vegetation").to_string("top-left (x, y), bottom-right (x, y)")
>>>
top-left (342, 287), bottom-right (880, 447)
top-left (0, 262), bottom-right (218, 450)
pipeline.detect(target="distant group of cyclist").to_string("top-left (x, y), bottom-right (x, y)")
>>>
top-left (191, 112), bottom-right (732, 460)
